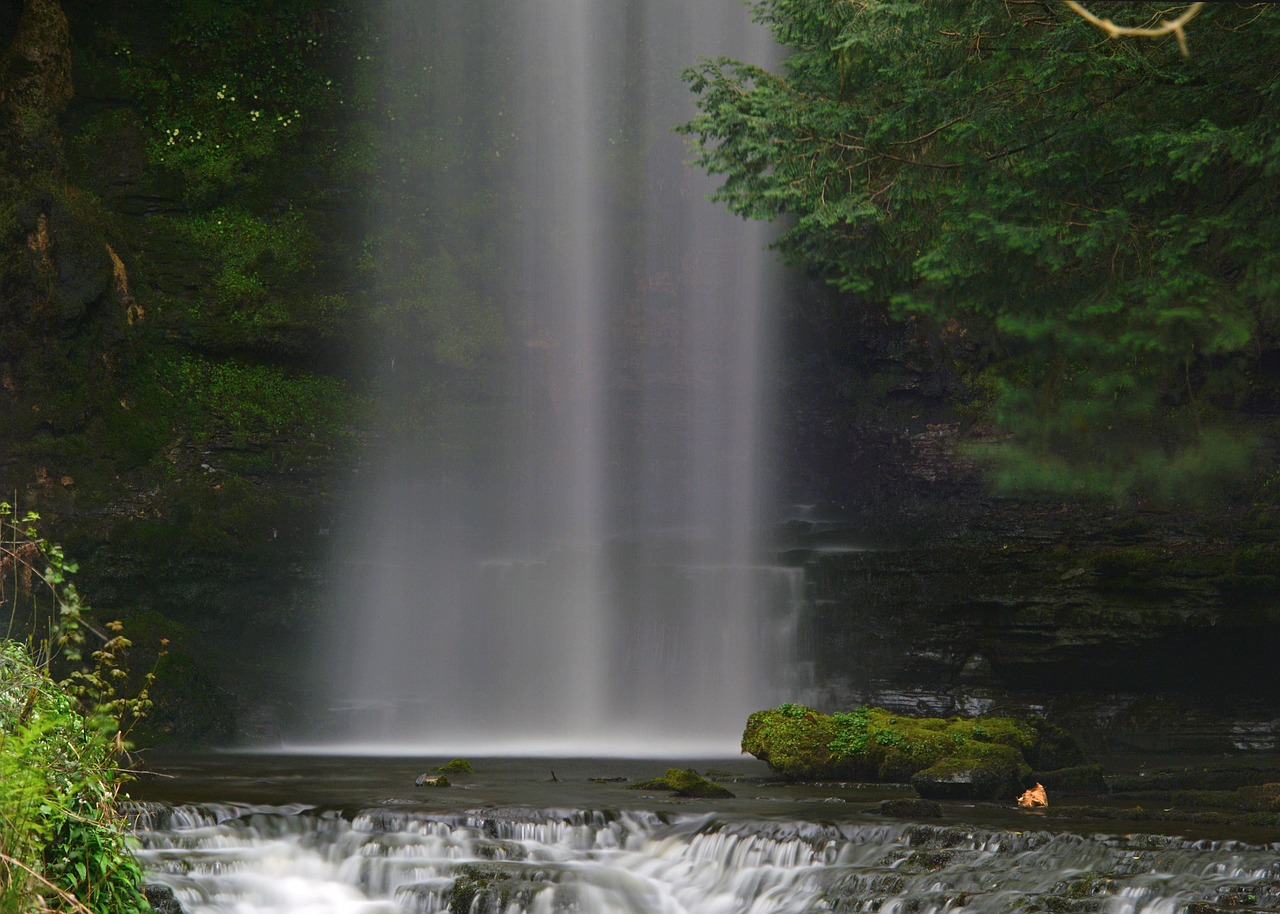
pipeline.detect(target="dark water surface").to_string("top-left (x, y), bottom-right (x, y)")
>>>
top-left (133, 753), bottom-right (871, 816)
top-left (129, 752), bottom-right (1277, 840)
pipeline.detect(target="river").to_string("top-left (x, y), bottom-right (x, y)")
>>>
top-left (127, 754), bottom-right (1280, 914)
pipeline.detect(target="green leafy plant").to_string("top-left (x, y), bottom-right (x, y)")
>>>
top-left (1, 503), bottom-right (155, 914)
top-left (829, 707), bottom-right (872, 755)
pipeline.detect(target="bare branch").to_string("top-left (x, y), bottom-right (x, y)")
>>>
top-left (1061, 2), bottom-right (1205, 56)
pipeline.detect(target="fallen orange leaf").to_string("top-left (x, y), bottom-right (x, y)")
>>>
top-left (1017, 783), bottom-right (1048, 808)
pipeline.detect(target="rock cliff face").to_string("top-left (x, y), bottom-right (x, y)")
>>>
top-left (777, 285), bottom-right (1280, 756)
top-left (787, 532), bottom-right (1280, 755)
top-left (0, 0), bottom-right (353, 745)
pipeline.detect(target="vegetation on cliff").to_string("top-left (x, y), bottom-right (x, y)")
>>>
top-left (685, 1), bottom-right (1280, 500)
top-left (2, 0), bottom-right (371, 551)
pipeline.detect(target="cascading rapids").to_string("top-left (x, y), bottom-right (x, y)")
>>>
top-left (130, 803), bottom-right (1280, 914)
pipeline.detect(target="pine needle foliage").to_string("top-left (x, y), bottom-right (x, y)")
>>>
top-left (683, 1), bottom-right (1280, 499)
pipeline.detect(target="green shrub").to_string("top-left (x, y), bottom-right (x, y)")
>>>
top-left (0, 644), bottom-right (151, 914)
top-left (1, 505), bottom-right (153, 914)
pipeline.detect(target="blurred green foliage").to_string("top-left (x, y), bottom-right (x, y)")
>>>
top-left (684, 1), bottom-right (1280, 500)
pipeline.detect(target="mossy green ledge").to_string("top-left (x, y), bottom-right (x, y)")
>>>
top-left (742, 704), bottom-right (1087, 801)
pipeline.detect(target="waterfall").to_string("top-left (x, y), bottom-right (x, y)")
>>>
top-left (312, 0), bottom-right (787, 753)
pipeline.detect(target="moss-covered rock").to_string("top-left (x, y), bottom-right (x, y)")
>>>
top-left (742, 704), bottom-right (1086, 801)
top-left (447, 865), bottom-right (508, 914)
top-left (911, 749), bottom-right (1028, 801)
top-left (741, 703), bottom-right (852, 781)
top-left (437, 758), bottom-right (474, 774)
top-left (627, 768), bottom-right (734, 799)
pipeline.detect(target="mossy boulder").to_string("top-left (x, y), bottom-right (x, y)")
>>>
top-left (437, 758), bottom-right (474, 774)
top-left (628, 768), bottom-right (735, 799)
top-left (910, 747), bottom-right (1028, 801)
top-left (742, 704), bottom-right (1086, 801)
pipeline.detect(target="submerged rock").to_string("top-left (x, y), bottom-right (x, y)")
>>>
top-left (877, 798), bottom-right (943, 818)
top-left (628, 768), bottom-right (735, 799)
top-left (666, 768), bottom-right (735, 798)
top-left (415, 773), bottom-right (450, 788)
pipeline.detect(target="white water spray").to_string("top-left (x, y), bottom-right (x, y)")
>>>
top-left (313, 0), bottom-right (786, 753)
top-left (131, 803), bottom-right (1280, 914)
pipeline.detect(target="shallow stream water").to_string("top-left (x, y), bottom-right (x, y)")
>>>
top-left (127, 755), bottom-right (1280, 914)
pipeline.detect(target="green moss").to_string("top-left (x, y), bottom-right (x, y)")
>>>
top-left (1065, 873), bottom-right (1113, 899)
top-left (741, 704), bottom-right (849, 781)
top-left (1233, 544), bottom-right (1280, 576)
top-left (448, 865), bottom-right (504, 914)
top-left (627, 768), bottom-right (735, 798)
top-left (108, 475), bottom-right (293, 560)
top-left (663, 768), bottom-right (735, 799)
top-left (742, 705), bottom-right (1084, 790)
top-left (98, 402), bottom-right (171, 467)
top-left (160, 208), bottom-right (351, 343)
top-left (167, 352), bottom-right (359, 447)
top-left (437, 758), bottom-right (474, 774)
top-left (131, 651), bottom-right (235, 747)
top-left (910, 747), bottom-right (1030, 801)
